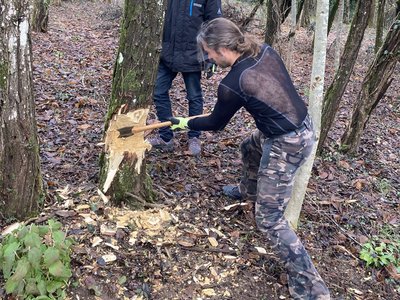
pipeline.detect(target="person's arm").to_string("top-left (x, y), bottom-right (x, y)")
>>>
top-left (188, 83), bottom-right (243, 131)
top-left (204, 0), bottom-right (223, 21)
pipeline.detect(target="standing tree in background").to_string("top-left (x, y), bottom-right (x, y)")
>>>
top-left (341, 14), bottom-right (400, 153)
top-left (334, 0), bottom-right (345, 70)
top-left (0, 0), bottom-right (44, 219)
top-left (318, 0), bottom-right (373, 152)
top-left (284, 0), bottom-right (329, 228)
top-left (285, 0), bottom-right (297, 73)
top-left (32, 0), bottom-right (50, 33)
top-left (99, 0), bottom-right (165, 206)
top-left (375, 0), bottom-right (387, 53)
top-left (265, 0), bottom-right (281, 45)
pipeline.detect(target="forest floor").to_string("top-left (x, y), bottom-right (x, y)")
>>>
top-left (1, 1), bottom-right (399, 300)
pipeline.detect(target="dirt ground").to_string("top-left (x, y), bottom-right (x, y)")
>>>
top-left (1, 1), bottom-right (399, 300)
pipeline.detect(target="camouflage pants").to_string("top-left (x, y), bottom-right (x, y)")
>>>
top-left (240, 117), bottom-right (330, 300)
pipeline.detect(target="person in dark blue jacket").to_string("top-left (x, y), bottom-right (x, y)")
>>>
top-left (148, 0), bottom-right (222, 156)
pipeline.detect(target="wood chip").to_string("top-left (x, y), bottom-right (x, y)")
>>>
top-left (101, 254), bottom-right (117, 263)
top-left (208, 237), bottom-right (219, 247)
top-left (202, 288), bottom-right (216, 296)
top-left (1, 222), bottom-right (21, 236)
top-left (92, 236), bottom-right (103, 247)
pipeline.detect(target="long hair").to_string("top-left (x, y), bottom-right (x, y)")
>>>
top-left (197, 18), bottom-right (260, 58)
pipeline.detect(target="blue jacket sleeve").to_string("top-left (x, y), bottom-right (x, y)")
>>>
top-left (204, 0), bottom-right (223, 21)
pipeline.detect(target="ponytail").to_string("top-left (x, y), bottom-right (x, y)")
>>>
top-left (197, 18), bottom-right (260, 58)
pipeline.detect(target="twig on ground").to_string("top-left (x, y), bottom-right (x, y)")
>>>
top-left (125, 192), bottom-right (166, 209)
top-left (309, 198), bottom-right (362, 246)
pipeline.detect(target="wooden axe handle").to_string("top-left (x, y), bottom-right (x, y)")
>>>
top-left (132, 113), bottom-right (210, 134)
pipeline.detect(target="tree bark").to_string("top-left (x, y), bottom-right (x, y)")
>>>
top-left (99, 0), bottom-right (165, 207)
top-left (341, 14), bottom-right (399, 153)
top-left (0, 0), bottom-right (43, 219)
top-left (285, 0), bottom-right (297, 73)
top-left (300, 0), bottom-right (315, 27)
top-left (285, 0), bottom-right (329, 229)
top-left (242, 0), bottom-right (264, 30)
top-left (317, 0), bottom-right (373, 153)
top-left (32, 0), bottom-right (49, 33)
top-left (334, 0), bottom-right (345, 70)
top-left (265, 0), bottom-right (281, 45)
top-left (375, 0), bottom-right (386, 53)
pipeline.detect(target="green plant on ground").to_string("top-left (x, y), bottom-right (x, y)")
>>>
top-left (376, 178), bottom-right (392, 196)
top-left (0, 219), bottom-right (73, 299)
top-left (360, 238), bottom-right (400, 269)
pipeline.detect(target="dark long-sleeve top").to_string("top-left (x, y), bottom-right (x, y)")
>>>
top-left (188, 44), bottom-right (308, 137)
top-left (161, 0), bottom-right (222, 72)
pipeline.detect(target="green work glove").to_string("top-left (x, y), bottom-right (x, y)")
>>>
top-left (170, 117), bottom-right (189, 130)
top-left (205, 62), bottom-right (217, 79)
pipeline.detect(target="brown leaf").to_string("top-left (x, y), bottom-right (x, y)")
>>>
top-left (385, 264), bottom-right (400, 280)
top-left (55, 210), bottom-right (77, 218)
top-left (338, 160), bottom-right (351, 169)
top-left (177, 237), bottom-right (195, 247)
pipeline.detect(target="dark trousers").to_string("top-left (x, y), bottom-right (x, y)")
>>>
top-left (153, 60), bottom-right (203, 142)
top-left (240, 120), bottom-right (331, 300)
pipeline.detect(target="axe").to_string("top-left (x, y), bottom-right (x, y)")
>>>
top-left (117, 113), bottom-right (210, 138)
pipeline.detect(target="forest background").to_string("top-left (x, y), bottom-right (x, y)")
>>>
top-left (0, 0), bottom-right (399, 299)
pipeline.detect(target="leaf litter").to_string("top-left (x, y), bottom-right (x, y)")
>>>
top-left (0, 1), bottom-right (398, 299)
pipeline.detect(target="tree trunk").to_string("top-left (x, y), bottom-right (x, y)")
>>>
top-left (265, 0), bottom-right (281, 45)
top-left (300, 0), bottom-right (315, 27)
top-left (369, 0), bottom-right (377, 27)
top-left (242, 0), bottom-right (264, 30)
top-left (32, 0), bottom-right (49, 33)
top-left (375, 0), bottom-right (386, 53)
top-left (296, 0), bottom-right (306, 25)
top-left (343, 0), bottom-right (351, 23)
top-left (341, 14), bottom-right (399, 153)
top-left (328, 0), bottom-right (340, 35)
top-left (285, 0), bottom-right (297, 73)
top-left (0, 0), bottom-right (43, 219)
top-left (285, 0), bottom-right (329, 229)
top-left (311, 0), bottom-right (339, 50)
top-left (98, 0), bottom-right (165, 207)
top-left (317, 0), bottom-right (373, 153)
top-left (334, 0), bottom-right (345, 70)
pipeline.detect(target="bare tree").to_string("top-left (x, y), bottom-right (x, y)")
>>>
top-left (341, 14), bottom-right (399, 153)
top-left (32, 0), bottom-right (49, 33)
top-left (265, 0), bottom-right (281, 45)
top-left (318, 0), bottom-right (373, 152)
top-left (285, 0), bottom-right (329, 228)
top-left (98, 0), bottom-right (165, 206)
top-left (0, 0), bottom-right (43, 219)
top-left (375, 0), bottom-right (387, 53)
top-left (334, 0), bottom-right (345, 70)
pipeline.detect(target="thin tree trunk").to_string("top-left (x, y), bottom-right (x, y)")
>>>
top-left (296, 0), bottom-right (305, 25)
top-left (328, 0), bottom-right (340, 35)
top-left (334, 0), bottom-right (344, 70)
top-left (265, 0), bottom-right (281, 45)
top-left (242, 0), bottom-right (264, 30)
top-left (99, 0), bottom-right (165, 206)
top-left (284, 0), bottom-right (329, 229)
top-left (341, 14), bottom-right (399, 153)
top-left (369, 0), bottom-right (377, 27)
top-left (0, 0), bottom-right (43, 219)
top-left (375, 0), bottom-right (386, 53)
top-left (343, 0), bottom-right (351, 23)
top-left (285, 0), bottom-right (297, 73)
top-left (32, 0), bottom-right (49, 33)
top-left (317, 0), bottom-right (373, 153)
